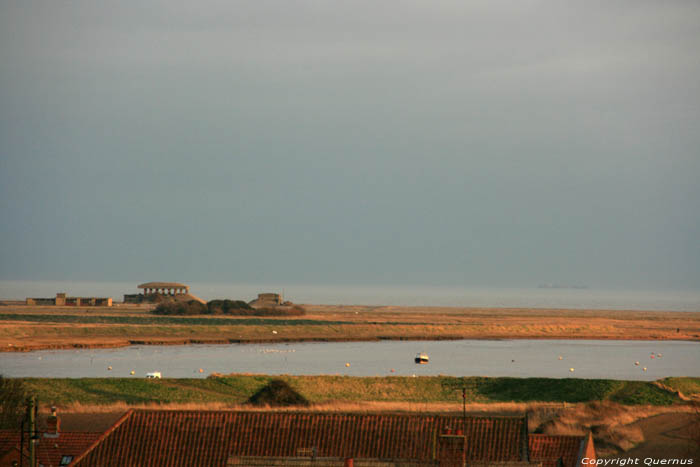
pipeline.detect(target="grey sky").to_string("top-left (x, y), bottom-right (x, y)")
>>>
top-left (1, 1), bottom-right (699, 289)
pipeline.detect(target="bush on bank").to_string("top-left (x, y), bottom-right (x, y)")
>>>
top-left (207, 300), bottom-right (254, 314)
top-left (151, 300), bottom-right (305, 316)
top-left (152, 300), bottom-right (208, 316)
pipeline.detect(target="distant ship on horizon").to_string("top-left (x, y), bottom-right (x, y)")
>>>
top-left (537, 284), bottom-right (589, 289)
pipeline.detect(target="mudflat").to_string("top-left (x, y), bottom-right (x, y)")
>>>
top-left (0, 303), bottom-right (698, 352)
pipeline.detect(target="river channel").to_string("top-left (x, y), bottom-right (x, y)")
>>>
top-left (1, 339), bottom-right (698, 380)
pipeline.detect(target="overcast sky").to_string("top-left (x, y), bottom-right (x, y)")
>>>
top-left (1, 1), bottom-right (699, 289)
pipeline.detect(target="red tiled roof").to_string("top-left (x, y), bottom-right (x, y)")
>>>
top-left (0, 430), bottom-right (20, 457)
top-left (72, 411), bottom-right (528, 467)
top-left (0, 430), bottom-right (100, 467)
top-left (528, 434), bottom-right (583, 467)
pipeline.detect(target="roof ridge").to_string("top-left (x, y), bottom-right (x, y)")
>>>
top-left (68, 409), bottom-right (134, 466)
top-left (127, 409), bottom-right (527, 419)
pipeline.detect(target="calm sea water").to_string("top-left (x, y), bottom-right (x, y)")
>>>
top-left (0, 340), bottom-right (697, 380)
top-left (1, 280), bottom-right (699, 311)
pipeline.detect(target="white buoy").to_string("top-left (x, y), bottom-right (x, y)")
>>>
top-left (635, 361), bottom-right (640, 366)
top-left (272, 330), bottom-right (278, 334)
top-left (107, 366), bottom-right (112, 371)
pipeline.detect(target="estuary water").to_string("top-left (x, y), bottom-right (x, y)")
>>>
top-left (1, 339), bottom-right (697, 380)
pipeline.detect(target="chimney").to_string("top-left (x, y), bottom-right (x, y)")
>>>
top-left (45, 406), bottom-right (60, 438)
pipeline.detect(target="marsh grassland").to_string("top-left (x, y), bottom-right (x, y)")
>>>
top-left (1, 304), bottom-right (698, 351)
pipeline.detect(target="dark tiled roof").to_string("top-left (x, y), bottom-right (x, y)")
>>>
top-left (528, 434), bottom-right (583, 467)
top-left (0, 430), bottom-right (100, 467)
top-left (73, 411), bottom-right (528, 467)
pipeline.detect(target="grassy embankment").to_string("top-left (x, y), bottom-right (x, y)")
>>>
top-left (18, 375), bottom-right (699, 408)
top-left (2, 305), bottom-right (699, 351)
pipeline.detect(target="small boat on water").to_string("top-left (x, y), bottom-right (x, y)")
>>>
top-left (415, 352), bottom-right (429, 364)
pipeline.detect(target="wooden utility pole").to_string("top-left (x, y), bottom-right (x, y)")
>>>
top-left (462, 387), bottom-right (467, 467)
top-left (26, 397), bottom-right (37, 467)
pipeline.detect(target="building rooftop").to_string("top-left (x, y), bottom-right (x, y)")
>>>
top-left (138, 282), bottom-right (189, 289)
top-left (72, 410), bottom-right (532, 466)
top-left (0, 430), bottom-right (101, 467)
top-left (529, 433), bottom-right (595, 467)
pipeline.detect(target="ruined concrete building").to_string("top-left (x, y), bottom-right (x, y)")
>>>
top-left (26, 292), bottom-right (112, 307)
top-left (124, 282), bottom-right (205, 304)
top-left (249, 293), bottom-right (282, 307)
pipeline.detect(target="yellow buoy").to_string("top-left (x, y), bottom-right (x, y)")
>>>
top-left (130, 370), bottom-right (135, 375)
top-left (345, 363), bottom-right (350, 367)
top-left (643, 367), bottom-right (647, 371)
top-left (558, 356), bottom-right (563, 360)
top-left (569, 368), bottom-right (575, 372)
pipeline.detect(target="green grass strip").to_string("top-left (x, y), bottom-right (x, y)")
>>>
top-left (17, 376), bottom-right (688, 407)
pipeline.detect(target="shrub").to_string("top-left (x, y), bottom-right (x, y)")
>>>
top-left (152, 300), bottom-right (207, 316)
top-left (150, 300), bottom-right (305, 317)
top-left (207, 299), bottom-right (253, 315)
top-left (248, 379), bottom-right (310, 407)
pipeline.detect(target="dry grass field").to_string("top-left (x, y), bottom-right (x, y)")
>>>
top-left (0, 303), bottom-right (698, 351)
